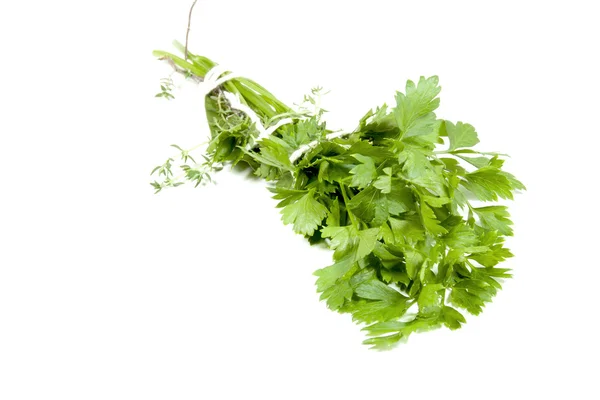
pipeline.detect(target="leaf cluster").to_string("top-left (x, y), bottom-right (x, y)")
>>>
top-left (152, 48), bottom-right (525, 349)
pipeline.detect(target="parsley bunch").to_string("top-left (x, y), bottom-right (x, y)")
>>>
top-left (152, 44), bottom-right (524, 350)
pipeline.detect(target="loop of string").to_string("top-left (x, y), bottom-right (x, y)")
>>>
top-left (200, 65), bottom-right (242, 94)
top-left (200, 65), bottom-right (294, 146)
top-left (198, 65), bottom-right (350, 163)
top-left (289, 130), bottom-right (350, 163)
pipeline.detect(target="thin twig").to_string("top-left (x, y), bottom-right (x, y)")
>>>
top-left (159, 57), bottom-right (203, 83)
top-left (184, 0), bottom-right (199, 60)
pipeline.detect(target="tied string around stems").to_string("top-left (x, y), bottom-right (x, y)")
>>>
top-left (153, 63), bottom-right (351, 192)
top-left (200, 65), bottom-right (295, 145)
top-left (199, 65), bottom-right (351, 163)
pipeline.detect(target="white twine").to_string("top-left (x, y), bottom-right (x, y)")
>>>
top-left (200, 65), bottom-right (294, 146)
top-left (289, 130), bottom-right (350, 163)
top-left (222, 91), bottom-right (294, 144)
top-left (199, 65), bottom-right (350, 163)
top-left (200, 64), bottom-right (242, 95)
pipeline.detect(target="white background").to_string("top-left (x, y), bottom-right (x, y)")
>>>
top-left (1, 0), bottom-right (599, 398)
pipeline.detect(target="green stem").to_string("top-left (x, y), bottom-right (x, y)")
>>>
top-left (159, 43), bottom-right (292, 118)
top-left (153, 50), bottom-right (206, 75)
top-left (237, 78), bottom-right (290, 113)
top-left (185, 142), bottom-right (205, 154)
top-left (434, 150), bottom-right (507, 157)
top-left (235, 82), bottom-right (278, 119)
top-left (340, 184), bottom-right (359, 229)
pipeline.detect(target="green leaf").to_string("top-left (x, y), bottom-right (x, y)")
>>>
top-left (388, 217), bottom-right (425, 244)
top-left (473, 206), bottom-right (513, 236)
top-left (321, 226), bottom-right (380, 261)
top-left (357, 105), bottom-right (399, 140)
top-left (242, 138), bottom-right (293, 172)
top-left (314, 259), bottom-right (358, 310)
top-left (373, 167), bottom-right (393, 193)
top-left (350, 282), bottom-right (409, 324)
top-left (362, 317), bottom-right (440, 350)
top-left (444, 222), bottom-right (478, 249)
top-left (404, 249), bottom-right (424, 278)
top-left (281, 190), bottom-right (328, 235)
top-left (422, 195), bottom-right (450, 208)
top-left (450, 278), bottom-right (498, 315)
top-left (419, 202), bottom-right (448, 235)
top-left (418, 283), bottom-right (444, 316)
top-left (317, 160), bottom-right (330, 182)
top-left (348, 185), bottom-right (413, 226)
top-left (449, 286), bottom-right (485, 315)
top-left (362, 333), bottom-right (404, 351)
top-left (469, 244), bottom-right (513, 267)
top-left (314, 259), bottom-right (355, 292)
top-left (456, 155), bottom-right (491, 168)
top-left (351, 300), bottom-right (408, 325)
top-left (446, 121), bottom-right (479, 151)
top-left (399, 145), bottom-right (431, 179)
top-left (380, 269), bottom-right (410, 285)
top-left (403, 114), bottom-right (441, 147)
top-left (349, 154), bottom-right (377, 188)
top-left (441, 306), bottom-right (466, 330)
top-left (462, 167), bottom-right (517, 201)
top-left (321, 280), bottom-right (353, 310)
top-left (394, 76), bottom-right (441, 133)
top-left (363, 321), bottom-right (409, 337)
top-left (355, 280), bottom-right (404, 302)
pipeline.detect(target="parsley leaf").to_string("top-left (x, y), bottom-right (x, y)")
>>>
top-left (349, 154), bottom-right (377, 189)
top-left (446, 121), bottom-right (480, 151)
top-left (321, 225), bottom-right (380, 261)
top-left (281, 190), bottom-right (327, 236)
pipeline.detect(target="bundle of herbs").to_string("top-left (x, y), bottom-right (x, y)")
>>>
top-left (151, 41), bottom-right (524, 350)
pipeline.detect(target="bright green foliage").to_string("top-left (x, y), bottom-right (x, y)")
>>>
top-left (446, 121), bottom-right (479, 151)
top-left (281, 190), bottom-right (328, 236)
top-left (350, 154), bottom-right (377, 189)
top-left (322, 225), bottom-right (380, 261)
top-left (152, 44), bottom-right (525, 350)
